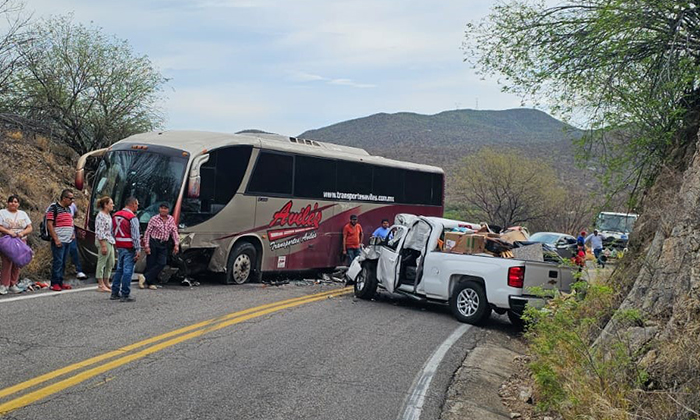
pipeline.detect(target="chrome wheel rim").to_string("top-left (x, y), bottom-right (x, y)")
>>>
top-left (232, 254), bottom-right (251, 284)
top-left (356, 269), bottom-right (366, 291)
top-left (457, 288), bottom-right (479, 317)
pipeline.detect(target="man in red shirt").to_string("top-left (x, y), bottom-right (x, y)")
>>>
top-left (342, 214), bottom-right (363, 266)
top-left (142, 203), bottom-right (179, 289)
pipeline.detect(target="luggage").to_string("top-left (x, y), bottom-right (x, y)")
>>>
top-left (0, 235), bottom-right (34, 267)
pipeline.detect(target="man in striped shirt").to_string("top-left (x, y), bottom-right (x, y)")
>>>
top-left (142, 203), bottom-right (179, 289)
top-left (46, 189), bottom-right (76, 291)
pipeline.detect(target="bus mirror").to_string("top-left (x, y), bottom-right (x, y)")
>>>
top-left (187, 154), bottom-right (210, 198)
top-left (75, 148), bottom-right (108, 191)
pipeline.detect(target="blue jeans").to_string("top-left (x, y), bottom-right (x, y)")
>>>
top-left (68, 239), bottom-right (83, 273)
top-left (50, 242), bottom-right (71, 286)
top-left (112, 248), bottom-right (135, 298)
top-left (593, 248), bottom-right (605, 267)
top-left (346, 248), bottom-right (360, 266)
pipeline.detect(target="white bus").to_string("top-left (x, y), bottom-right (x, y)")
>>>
top-left (75, 131), bottom-right (444, 284)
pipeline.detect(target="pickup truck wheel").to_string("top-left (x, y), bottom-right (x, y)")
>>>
top-left (354, 262), bottom-right (377, 300)
top-left (450, 281), bottom-right (490, 324)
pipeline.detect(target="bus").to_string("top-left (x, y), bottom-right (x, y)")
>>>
top-left (74, 131), bottom-right (444, 284)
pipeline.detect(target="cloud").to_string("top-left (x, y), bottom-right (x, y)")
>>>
top-left (327, 78), bottom-right (376, 89)
top-left (287, 71), bottom-right (376, 89)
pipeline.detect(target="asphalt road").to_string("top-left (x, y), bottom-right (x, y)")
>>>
top-left (0, 279), bottom-right (485, 420)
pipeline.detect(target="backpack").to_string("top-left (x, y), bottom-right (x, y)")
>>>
top-left (39, 204), bottom-right (58, 241)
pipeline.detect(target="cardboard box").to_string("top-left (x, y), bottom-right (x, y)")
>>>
top-left (500, 229), bottom-right (529, 244)
top-left (444, 232), bottom-right (485, 254)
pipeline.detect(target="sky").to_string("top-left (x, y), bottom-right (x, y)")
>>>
top-left (26, 0), bottom-right (527, 136)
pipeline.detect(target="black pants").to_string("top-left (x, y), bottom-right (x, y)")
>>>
top-left (144, 238), bottom-right (169, 285)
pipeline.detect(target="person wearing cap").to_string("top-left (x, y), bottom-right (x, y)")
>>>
top-left (585, 230), bottom-right (606, 266)
top-left (142, 203), bottom-right (179, 290)
top-left (342, 214), bottom-right (363, 266)
top-left (577, 231), bottom-right (587, 248)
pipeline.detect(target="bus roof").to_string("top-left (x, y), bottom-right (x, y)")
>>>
top-left (112, 130), bottom-right (444, 174)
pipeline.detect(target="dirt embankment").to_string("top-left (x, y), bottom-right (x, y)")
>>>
top-left (0, 130), bottom-right (88, 279)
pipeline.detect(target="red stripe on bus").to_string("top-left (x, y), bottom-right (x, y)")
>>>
top-left (213, 203), bottom-right (338, 241)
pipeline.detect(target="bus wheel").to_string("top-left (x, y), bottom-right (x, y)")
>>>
top-left (226, 243), bottom-right (257, 285)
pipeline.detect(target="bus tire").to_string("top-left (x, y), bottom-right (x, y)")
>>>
top-left (449, 280), bottom-right (490, 325)
top-left (225, 242), bottom-right (257, 285)
top-left (354, 262), bottom-right (378, 300)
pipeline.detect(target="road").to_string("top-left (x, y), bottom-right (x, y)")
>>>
top-left (0, 279), bottom-right (487, 420)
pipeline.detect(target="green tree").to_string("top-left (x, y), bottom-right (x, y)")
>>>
top-left (0, 0), bottom-right (29, 97)
top-left (463, 1), bottom-right (700, 197)
top-left (6, 15), bottom-right (167, 154)
top-left (453, 148), bottom-right (565, 231)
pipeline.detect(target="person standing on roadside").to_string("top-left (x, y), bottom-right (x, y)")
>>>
top-left (111, 197), bottom-right (141, 302)
top-left (66, 201), bottom-right (87, 280)
top-left (342, 214), bottom-right (363, 266)
top-left (0, 195), bottom-right (33, 295)
top-left (141, 203), bottom-right (179, 290)
top-left (585, 229), bottom-right (606, 267)
top-left (94, 196), bottom-right (115, 292)
top-left (46, 189), bottom-right (76, 291)
top-left (577, 231), bottom-right (586, 248)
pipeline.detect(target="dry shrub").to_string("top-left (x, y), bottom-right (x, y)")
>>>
top-left (6, 131), bottom-right (22, 140)
top-left (35, 135), bottom-right (50, 151)
top-left (23, 243), bottom-right (52, 280)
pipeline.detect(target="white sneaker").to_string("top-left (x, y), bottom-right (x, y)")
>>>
top-left (9, 285), bottom-right (21, 293)
top-left (0, 285), bottom-right (7, 295)
top-left (77, 272), bottom-right (88, 280)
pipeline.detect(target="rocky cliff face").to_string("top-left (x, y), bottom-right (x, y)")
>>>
top-left (600, 133), bottom-right (700, 416)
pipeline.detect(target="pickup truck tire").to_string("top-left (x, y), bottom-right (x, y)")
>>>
top-left (354, 262), bottom-right (378, 300)
top-left (450, 281), bottom-right (490, 324)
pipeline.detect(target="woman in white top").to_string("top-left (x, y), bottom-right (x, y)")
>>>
top-left (94, 196), bottom-right (116, 292)
top-left (0, 195), bottom-right (33, 294)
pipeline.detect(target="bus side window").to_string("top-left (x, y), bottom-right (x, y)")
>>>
top-left (182, 146), bottom-right (252, 226)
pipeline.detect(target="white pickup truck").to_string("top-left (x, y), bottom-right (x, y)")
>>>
top-left (346, 215), bottom-right (575, 325)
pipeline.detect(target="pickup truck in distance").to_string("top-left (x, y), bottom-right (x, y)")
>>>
top-left (346, 215), bottom-right (575, 325)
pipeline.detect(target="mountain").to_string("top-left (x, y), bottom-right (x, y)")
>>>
top-left (298, 108), bottom-right (586, 192)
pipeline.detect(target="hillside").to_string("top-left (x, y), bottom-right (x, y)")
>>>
top-left (299, 108), bottom-right (588, 197)
top-left (0, 131), bottom-right (87, 278)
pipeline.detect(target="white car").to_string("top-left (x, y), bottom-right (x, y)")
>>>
top-left (346, 215), bottom-right (575, 325)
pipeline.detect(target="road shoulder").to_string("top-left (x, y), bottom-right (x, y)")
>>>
top-left (441, 325), bottom-right (523, 420)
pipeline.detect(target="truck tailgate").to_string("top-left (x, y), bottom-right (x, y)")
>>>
top-left (522, 261), bottom-right (567, 293)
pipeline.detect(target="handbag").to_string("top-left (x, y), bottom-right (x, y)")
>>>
top-left (0, 235), bottom-right (34, 267)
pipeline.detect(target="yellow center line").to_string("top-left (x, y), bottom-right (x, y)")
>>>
top-left (0, 287), bottom-right (351, 402)
top-left (0, 288), bottom-right (352, 415)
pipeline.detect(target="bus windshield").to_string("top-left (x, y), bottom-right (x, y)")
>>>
top-left (596, 213), bottom-right (637, 234)
top-left (90, 150), bottom-right (188, 227)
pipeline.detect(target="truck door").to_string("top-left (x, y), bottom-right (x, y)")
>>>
top-left (398, 219), bottom-right (433, 292)
top-left (376, 225), bottom-right (408, 294)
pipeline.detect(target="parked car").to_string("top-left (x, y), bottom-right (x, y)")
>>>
top-left (346, 215), bottom-right (576, 326)
top-left (528, 232), bottom-right (578, 259)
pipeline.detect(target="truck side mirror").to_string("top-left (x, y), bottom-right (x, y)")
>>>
top-left (187, 154), bottom-right (210, 198)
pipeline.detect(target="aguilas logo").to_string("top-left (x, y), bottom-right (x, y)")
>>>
top-left (267, 200), bottom-right (322, 251)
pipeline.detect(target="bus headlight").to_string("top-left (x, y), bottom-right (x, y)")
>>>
top-left (180, 233), bottom-right (195, 251)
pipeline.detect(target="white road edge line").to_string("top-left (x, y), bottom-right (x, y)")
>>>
top-left (0, 286), bottom-right (97, 303)
top-left (399, 324), bottom-right (471, 420)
